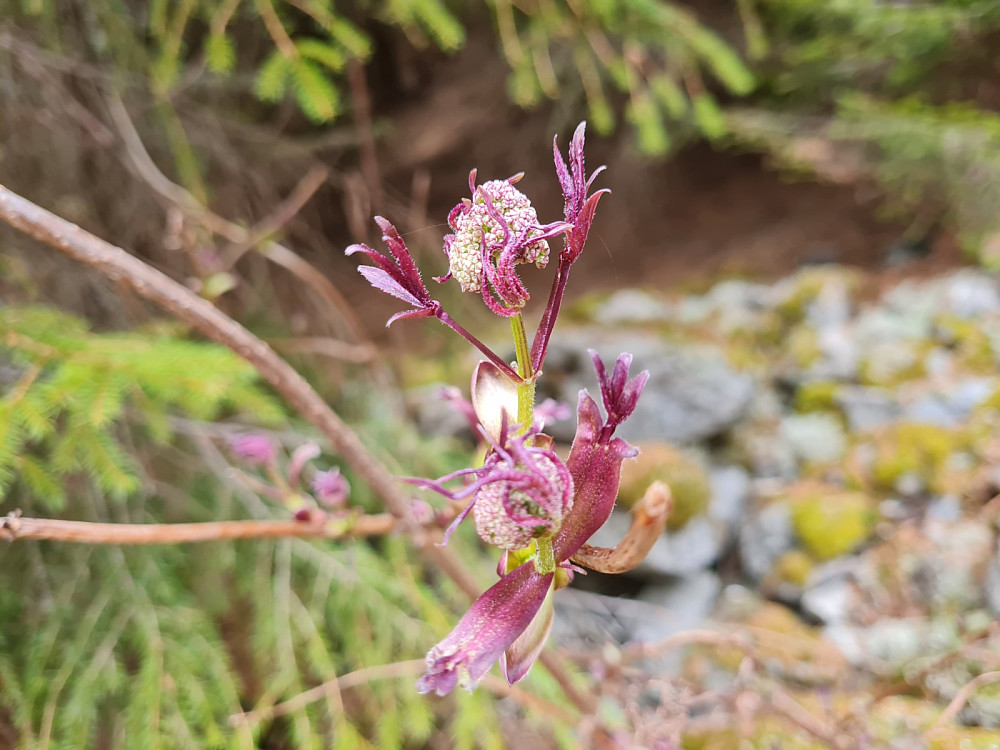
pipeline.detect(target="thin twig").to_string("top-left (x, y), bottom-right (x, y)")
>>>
top-left (231, 659), bottom-right (426, 726)
top-left (220, 165), bottom-right (329, 269)
top-left (572, 481), bottom-right (672, 574)
top-left (104, 90), bottom-right (370, 348)
top-left (0, 511), bottom-right (396, 545)
top-left (347, 59), bottom-right (382, 217)
top-left (918, 670), bottom-right (1000, 742)
top-left (268, 336), bottom-right (375, 363)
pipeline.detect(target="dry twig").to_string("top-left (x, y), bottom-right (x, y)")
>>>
top-left (573, 481), bottom-right (672, 574)
top-left (0, 511), bottom-right (396, 545)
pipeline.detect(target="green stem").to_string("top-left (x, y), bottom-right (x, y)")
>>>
top-left (510, 313), bottom-right (535, 434)
top-left (535, 537), bottom-right (555, 575)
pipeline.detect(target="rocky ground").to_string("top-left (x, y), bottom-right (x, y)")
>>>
top-left (416, 265), bottom-right (1000, 747)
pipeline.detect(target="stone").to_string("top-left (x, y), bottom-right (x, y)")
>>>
top-left (707, 464), bottom-right (751, 530)
top-left (596, 289), bottom-right (672, 323)
top-left (836, 386), bottom-right (902, 432)
top-left (543, 331), bottom-right (754, 444)
top-left (943, 270), bottom-right (1000, 319)
top-left (631, 571), bottom-right (722, 644)
top-left (739, 500), bottom-right (795, 583)
top-left (779, 412), bottom-right (847, 464)
top-left (587, 509), bottom-right (727, 578)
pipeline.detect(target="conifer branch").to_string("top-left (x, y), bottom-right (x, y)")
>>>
top-left (0, 511), bottom-right (395, 544)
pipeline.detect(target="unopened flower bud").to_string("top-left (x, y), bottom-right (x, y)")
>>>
top-left (229, 434), bottom-right (277, 465)
top-left (311, 468), bottom-right (349, 508)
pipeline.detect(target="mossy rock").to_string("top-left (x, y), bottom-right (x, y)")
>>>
top-left (868, 422), bottom-right (970, 495)
top-left (787, 324), bottom-right (822, 369)
top-left (789, 488), bottom-right (876, 561)
top-left (937, 314), bottom-right (996, 373)
top-left (773, 549), bottom-right (815, 588)
top-left (794, 381), bottom-right (842, 414)
top-left (619, 443), bottom-right (711, 530)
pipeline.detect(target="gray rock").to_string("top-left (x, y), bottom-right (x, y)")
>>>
top-left (904, 378), bottom-right (995, 426)
top-left (943, 270), bottom-right (1000, 319)
top-left (587, 510), bottom-right (727, 578)
top-left (811, 325), bottom-right (859, 381)
top-left (779, 412), bottom-right (847, 464)
top-left (707, 465), bottom-right (751, 529)
top-left (836, 386), bottom-right (902, 432)
top-left (801, 578), bottom-right (852, 626)
top-left (543, 331), bottom-right (754, 444)
top-left (631, 571), bottom-right (722, 644)
top-left (738, 501), bottom-right (794, 582)
top-left (801, 558), bottom-right (861, 625)
top-left (596, 289), bottom-right (672, 323)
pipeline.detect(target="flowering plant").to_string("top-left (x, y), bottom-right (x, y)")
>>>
top-left (348, 123), bottom-right (658, 695)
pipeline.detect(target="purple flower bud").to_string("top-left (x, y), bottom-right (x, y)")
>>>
top-left (287, 443), bottom-right (321, 488)
top-left (534, 398), bottom-right (571, 429)
top-left (311, 468), bottom-right (349, 508)
top-left (409, 499), bottom-right (435, 526)
top-left (229, 434), bottom-right (277, 465)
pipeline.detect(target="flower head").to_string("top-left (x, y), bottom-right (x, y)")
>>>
top-left (471, 435), bottom-right (574, 550)
top-left (229, 434), bottom-right (277, 465)
top-left (443, 171), bottom-right (570, 316)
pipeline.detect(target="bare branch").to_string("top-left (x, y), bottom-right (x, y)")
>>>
top-left (1, 511), bottom-right (395, 544)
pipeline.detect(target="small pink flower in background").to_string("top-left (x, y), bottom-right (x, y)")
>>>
top-left (229, 434), bottom-right (277, 465)
top-left (311, 468), bottom-right (349, 508)
top-left (534, 398), bottom-right (572, 429)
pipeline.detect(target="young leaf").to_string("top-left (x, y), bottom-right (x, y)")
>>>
top-left (289, 58), bottom-right (340, 122)
top-left (254, 50), bottom-right (291, 103)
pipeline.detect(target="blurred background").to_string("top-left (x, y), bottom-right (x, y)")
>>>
top-left (3, 1), bottom-right (1000, 747)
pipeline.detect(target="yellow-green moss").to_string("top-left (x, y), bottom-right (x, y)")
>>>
top-left (937, 314), bottom-right (996, 373)
top-left (618, 443), bottom-right (711, 531)
top-left (790, 490), bottom-right (876, 561)
top-left (788, 325), bottom-right (821, 369)
top-left (795, 381), bottom-right (842, 414)
top-left (774, 549), bottom-right (815, 587)
top-left (869, 423), bottom-right (968, 494)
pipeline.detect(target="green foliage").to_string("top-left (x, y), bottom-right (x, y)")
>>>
top-left (494, 0), bottom-right (754, 154)
top-left (0, 305), bottom-right (283, 510)
top-left (0, 303), bottom-right (577, 747)
top-left (730, 0), bottom-right (1000, 263)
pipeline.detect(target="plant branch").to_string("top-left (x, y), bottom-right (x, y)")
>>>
top-left (0, 511), bottom-right (395, 544)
